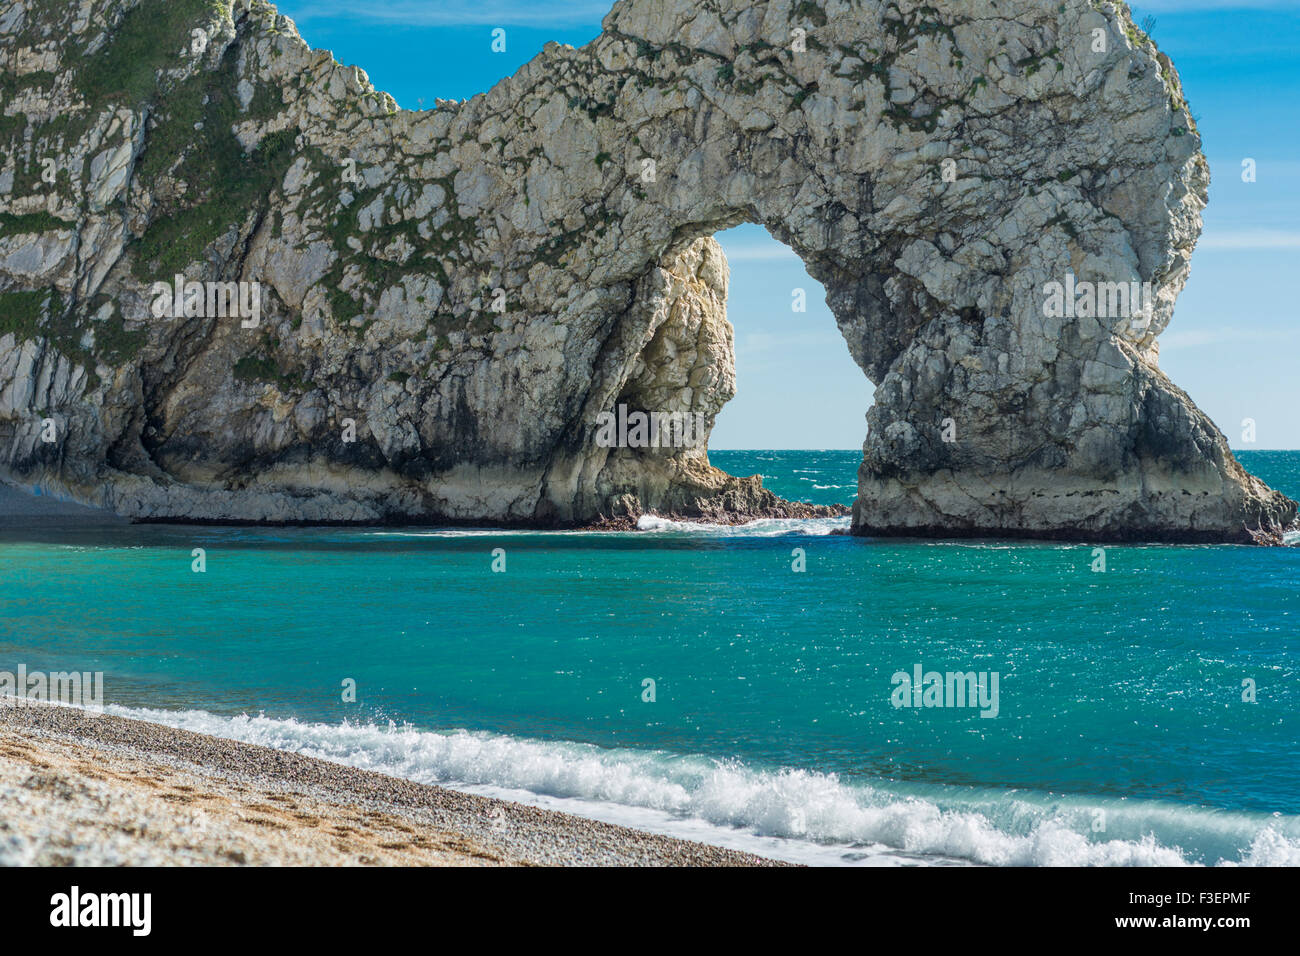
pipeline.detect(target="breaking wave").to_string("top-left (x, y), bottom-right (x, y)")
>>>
top-left (102, 706), bottom-right (1300, 867)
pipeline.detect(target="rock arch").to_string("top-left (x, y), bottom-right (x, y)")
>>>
top-left (0, 0), bottom-right (1293, 541)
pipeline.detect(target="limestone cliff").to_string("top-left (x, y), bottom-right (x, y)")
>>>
top-left (0, 0), bottom-right (1293, 541)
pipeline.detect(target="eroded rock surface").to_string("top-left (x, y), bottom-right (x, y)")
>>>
top-left (0, 0), bottom-right (1292, 540)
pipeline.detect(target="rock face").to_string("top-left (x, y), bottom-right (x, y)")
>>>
top-left (0, 0), bottom-right (1293, 540)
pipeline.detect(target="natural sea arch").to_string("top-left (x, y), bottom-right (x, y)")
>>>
top-left (498, 0), bottom-right (1296, 542)
top-left (0, 0), bottom-right (1294, 542)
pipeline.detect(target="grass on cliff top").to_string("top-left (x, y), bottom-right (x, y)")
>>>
top-left (131, 39), bottom-right (298, 279)
top-left (76, 0), bottom-right (277, 279)
top-left (78, 0), bottom-right (230, 108)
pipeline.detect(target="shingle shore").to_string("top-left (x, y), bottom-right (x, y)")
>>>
top-left (0, 703), bottom-right (784, 866)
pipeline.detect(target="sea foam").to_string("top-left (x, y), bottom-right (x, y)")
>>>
top-left (102, 705), bottom-right (1300, 868)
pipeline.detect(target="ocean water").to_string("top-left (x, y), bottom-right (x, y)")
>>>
top-left (2, 449), bottom-right (1299, 866)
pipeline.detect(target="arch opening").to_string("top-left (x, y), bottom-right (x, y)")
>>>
top-left (562, 224), bottom-right (869, 526)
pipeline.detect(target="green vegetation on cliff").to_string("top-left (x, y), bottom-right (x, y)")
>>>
top-left (78, 0), bottom-right (231, 108)
top-left (0, 212), bottom-right (68, 238)
top-left (131, 42), bottom-right (298, 279)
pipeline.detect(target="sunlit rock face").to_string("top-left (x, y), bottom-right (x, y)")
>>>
top-left (0, 0), bottom-right (1292, 540)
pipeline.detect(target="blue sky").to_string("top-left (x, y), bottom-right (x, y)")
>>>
top-left (274, 0), bottom-right (1300, 449)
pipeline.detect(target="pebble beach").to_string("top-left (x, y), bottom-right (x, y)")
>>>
top-left (0, 704), bottom-right (783, 867)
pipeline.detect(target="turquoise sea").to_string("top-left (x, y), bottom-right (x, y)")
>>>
top-left (2, 449), bottom-right (1299, 866)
